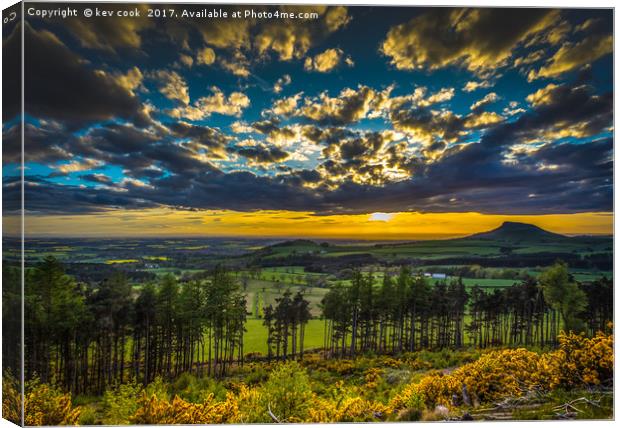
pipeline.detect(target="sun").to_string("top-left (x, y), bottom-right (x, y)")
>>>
top-left (369, 212), bottom-right (394, 222)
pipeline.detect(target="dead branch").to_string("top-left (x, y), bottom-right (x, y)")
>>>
top-left (267, 403), bottom-right (281, 423)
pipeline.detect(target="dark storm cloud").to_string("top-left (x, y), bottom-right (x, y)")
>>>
top-left (125, 170), bottom-right (322, 212)
top-left (390, 105), bottom-right (503, 145)
top-left (13, 177), bottom-right (158, 214)
top-left (531, 138), bottom-right (612, 173)
top-left (285, 169), bottom-right (323, 185)
top-left (62, 5), bottom-right (153, 53)
top-left (233, 145), bottom-right (290, 164)
top-left (3, 121), bottom-right (80, 165)
top-left (3, 22), bottom-right (21, 122)
top-left (522, 83), bottom-right (612, 138)
top-left (2, 124), bottom-right (20, 164)
top-left (24, 24), bottom-right (147, 128)
top-left (80, 173), bottom-right (113, 185)
top-left (79, 123), bottom-right (159, 155)
top-left (64, 122), bottom-right (224, 181)
top-left (168, 122), bottom-right (230, 149)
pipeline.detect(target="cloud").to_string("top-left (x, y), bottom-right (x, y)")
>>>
top-left (470, 92), bottom-right (499, 111)
top-left (391, 108), bottom-right (467, 144)
top-left (151, 70), bottom-right (190, 105)
top-left (381, 8), bottom-right (558, 74)
top-left (513, 49), bottom-right (546, 67)
top-left (528, 34), bottom-right (612, 80)
top-left (196, 46), bottom-right (216, 65)
top-left (11, 8), bottom-right (613, 219)
top-left (179, 54), bottom-right (194, 68)
top-left (169, 87), bottom-right (250, 120)
top-left (183, 11), bottom-right (252, 50)
top-left (463, 80), bottom-right (493, 92)
top-left (314, 130), bottom-right (410, 186)
top-left (418, 87), bottom-right (455, 107)
top-left (503, 101), bottom-right (526, 117)
top-left (297, 85), bottom-right (383, 125)
top-left (62, 4), bottom-right (153, 52)
top-left (463, 111), bottom-right (504, 128)
top-left (2, 22), bottom-right (21, 121)
top-left (575, 18), bottom-right (604, 33)
top-left (231, 141), bottom-right (291, 165)
top-left (230, 121), bottom-right (255, 134)
top-left (113, 66), bottom-right (144, 95)
top-left (55, 158), bottom-right (103, 174)
top-left (304, 48), bottom-right (351, 72)
top-left (519, 82), bottom-right (612, 144)
top-left (219, 50), bottom-right (251, 77)
top-left (168, 121), bottom-right (231, 159)
top-left (273, 74), bottom-right (292, 93)
top-left (254, 6), bottom-right (350, 61)
top-left (3, 121), bottom-right (76, 164)
top-left (23, 24), bottom-right (148, 128)
top-left (388, 89), bottom-right (505, 146)
top-left (526, 83), bottom-right (559, 106)
top-left (80, 173), bottom-right (113, 185)
top-left (269, 93), bottom-right (303, 116)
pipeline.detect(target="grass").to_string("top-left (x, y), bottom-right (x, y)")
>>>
top-left (243, 318), bottom-right (326, 355)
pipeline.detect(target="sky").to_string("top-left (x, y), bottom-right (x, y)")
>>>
top-left (2, 4), bottom-right (614, 239)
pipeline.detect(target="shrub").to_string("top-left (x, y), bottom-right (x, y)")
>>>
top-left (309, 396), bottom-right (388, 422)
top-left (536, 330), bottom-right (614, 389)
top-left (101, 382), bottom-right (142, 424)
top-left (258, 361), bottom-right (314, 422)
top-left (389, 330), bottom-right (614, 416)
top-left (77, 405), bottom-right (97, 425)
top-left (24, 378), bottom-right (81, 426)
top-left (171, 372), bottom-right (227, 403)
top-left (2, 372), bottom-right (21, 425)
top-left (130, 392), bottom-right (239, 424)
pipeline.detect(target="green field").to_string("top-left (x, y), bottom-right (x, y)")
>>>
top-left (243, 318), bottom-right (325, 355)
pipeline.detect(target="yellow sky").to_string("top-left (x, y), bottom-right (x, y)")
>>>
top-left (4, 209), bottom-right (612, 239)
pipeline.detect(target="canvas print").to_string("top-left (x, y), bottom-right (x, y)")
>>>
top-left (1, 2), bottom-right (614, 425)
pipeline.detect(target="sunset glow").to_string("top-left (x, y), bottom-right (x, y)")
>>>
top-left (9, 209), bottom-right (612, 239)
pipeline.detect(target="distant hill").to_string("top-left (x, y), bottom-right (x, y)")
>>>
top-left (270, 239), bottom-right (319, 248)
top-left (467, 222), bottom-right (567, 242)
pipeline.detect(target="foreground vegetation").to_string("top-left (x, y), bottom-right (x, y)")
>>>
top-left (3, 330), bottom-right (612, 424)
top-left (2, 256), bottom-right (611, 391)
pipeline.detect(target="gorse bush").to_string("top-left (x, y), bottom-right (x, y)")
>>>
top-left (390, 330), bottom-right (614, 414)
top-left (15, 330), bottom-right (614, 424)
top-left (535, 329), bottom-right (614, 389)
top-left (309, 396), bottom-right (388, 422)
top-left (2, 372), bottom-right (21, 425)
top-left (24, 378), bottom-right (81, 426)
top-left (129, 392), bottom-right (239, 425)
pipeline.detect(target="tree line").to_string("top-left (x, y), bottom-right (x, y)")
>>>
top-left (321, 263), bottom-right (612, 358)
top-left (20, 257), bottom-right (249, 394)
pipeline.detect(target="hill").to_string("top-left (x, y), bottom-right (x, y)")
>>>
top-left (467, 222), bottom-right (567, 242)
